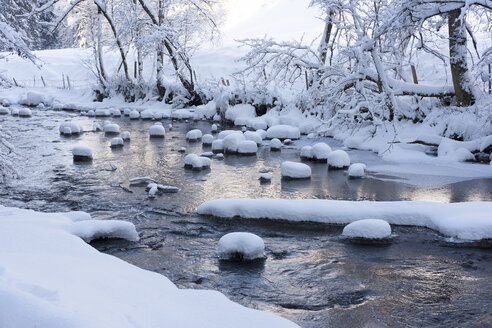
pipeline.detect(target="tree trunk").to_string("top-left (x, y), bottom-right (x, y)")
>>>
top-left (96, 8), bottom-right (107, 83)
top-left (318, 11), bottom-right (334, 66)
top-left (448, 9), bottom-right (474, 107)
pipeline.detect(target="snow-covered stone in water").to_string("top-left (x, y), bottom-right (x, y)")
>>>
top-left (110, 137), bottom-right (124, 148)
top-left (270, 138), bottom-right (282, 151)
top-left (244, 131), bottom-right (262, 145)
top-left (121, 131), bottom-right (131, 141)
top-left (87, 110), bottom-right (95, 117)
top-left (110, 108), bottom-right (121, 117)
top-left (342, 219), bottom-right (391, 240)
top-left (212, 139), bottom-right (224, 153)
top-left (149, 123), bottom-right (165, 137)
top-left (218, 130), bottom-right (237, 139)
top-left (300, 146), bottom-right (313, 160)
top-left (141, 109), bottom-right (153, 120)
top-left (0, 106), bottom-right (9, 115)
top-left (327, 150), bottom-right (350, 169)
top-left (72, 146), bottom-right (93, 161)
top-left (130, 110), bottom-right (140, 119)
top-left (1, 99), bottom-right (10, 107)
top-left (307, 133), bottom-right (316, 139)
top-left (11, 108), bottom-right (19, 116)
top-left (241, 126), bottom-right (247, 132)
top-left (480, 135), bottom-right (492, 153)
top-left (104, 123), bottom-right (120, 134)
top-left (123, 108), bottom-right (131, 116)
top-left (283, 139), bottom-right (292, 145)
top-left (348, 163), bottom-right (366, 178)
top-left (312, 142), bottom-right (332, 162)
top-left (95, 109), bottom-right (110, 117)
top-left (202, 134), bottom-right (214, 146)
top-left (147, 183), bottom-right (159, 198)
top-left (266, 125), bottom-right (300, 140)
top-left (237, 140), bottom-right (258, 155)
top-left (216, 153), bottom-right (224, 159)
top-left (20, 91), bottom-right (43, 106)
top-left (218, 232), bottom-right (265, 261)
top-left (178, 147), bottom-right (186, 153)
top-left (259, 173), bottom-right (272, 182)
top-left (211, 123), bottom-right (218, 132)
top-left (256, 129), bottom-right (267, 140)
top-left (93, 123), bottom-right (102, 132)
top-left (168, 123), bottom-right (173, 130)
top-left (184, 154), bottom-right (211, 170)
top-left (186, 129), bottom-right (203, 141)
top-left (60, 122), bottom-right (82, 135)
top-left (223, 132), bottom-right (246, 153)
top-left (19, 108), bottom-right (32, 117)
top-left (201, 151), bottom-right (214, 158)
top-left (281, 161), bottom-right (311, 179)
top-left (343, 137), bottom-right (364, 149)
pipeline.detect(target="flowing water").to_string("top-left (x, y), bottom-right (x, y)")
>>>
top-left (1, 109), bottom-right (491, 327)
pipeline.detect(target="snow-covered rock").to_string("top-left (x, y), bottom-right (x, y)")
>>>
top-left (348, 163), bottom-right (366, 178)
top-left (281, 161), bottom-right (311, 179)
top-left (18, 108), bottom-right (32, 117)
top-left (201, 151), bottom-right (214, 158)
top-left (218, 130), bottom-right (238, 139)
top-left (216, 153), bottom-right (224, 159)
top-left (0, 106), bottom-right (9, 115)
top-left (211, 123), bottom-right (218, 132)
top-left (171, 108), bottom-right (194, 119)
top-left (312, 142), bottom-right (332, 162)
top-left (149, 123), bottom-right (165, 137)
top-left (104, 123), bottom-right (120, 134)
top-left (121, 131), bottom-right (131, 141)
top-left (244, 131), bottom-right (263, 145)
top-left (123, 108), bottom-right (131, 116)
top-left (270, 138), bottom-right (282, 151)
top-left (212, 140), bottom-right (224, 153)
top-left (186, 129), bottom-right (203, 141)
top-left (237, 140), bottom-right (258, 155)
top-left (327, 150), bottom-right (350, 169)
top-left (283, 139), bottom-right (292, 145)
top-left (11, 108), bottom-right (19, 116)
top-left (60, 122), bottom-right (82, 135)
top-left (93, 123), bottom-right (102, 132)
top-left (95, 109), bottom-right (111, 117)
top-left (19, 91), bottom-right (44, 106)
top-left (130, 110), bottom-right (140, 119)
top-left (146, 183), bottom-right (179, 197)
top-left (141, 109), bottom-right (154, 120)
top-left (480, 135), bottom-right (492, 153)
top-left (256, 129), bottom-right (267, 140)
top-left (178, 147), bottom-right (187, 153)
top-left (266, 125), bottom-right (300, 140)
top-left (72, 146), bottom-right (93, 161)
top-left (184, 154), bottom-right (211, 170)
top-left (110, 108), bottom-right (121, 117)
top-left (300, 146), bottom-right (313, 160)
top-left (342, 219), bottom-right (391, 240)
top-left (110, 137), bottom-right (124, 148)
top-left (223, 132), bottom-right (246, 153)
top-left (87, 110), bottom-right (95, 117)
top-left (218, 232), bottom-right (265, 261)
top-left (259, 173), bottom-right (272, 182)
top-left (202, 134), bottom-right (214, 146)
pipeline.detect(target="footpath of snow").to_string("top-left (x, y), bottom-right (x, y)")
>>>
top-left (197, 199), bottom-right (492, 241)
top-left (0, 205), bottom-right (298, 328)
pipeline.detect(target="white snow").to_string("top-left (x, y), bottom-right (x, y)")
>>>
top-left (93, 123), bottom-right (102, 132)
top-left (311, 142), bottom-right (332, 161)
top-left (59, 122), bottom-right (82, 135)
top-left (270, 138), bottom-right (282, 151)
top-left (198, 199), bottom-right (492, 241)
top-left (237, 140), bottom-right (258, 155)
top-left (18, 108), bottom-right (32, 117)
top-left (218, 232), bottom-right (265, 261)
top-left (244, 131), bottom-right (263, 144)
top-left (72, 146), bottom-right (92, 160)
top-left (0, 106), bottom-right (9, 115)
top-left (218, 130), bottom-right (238, 139)
top-left (281, 161), bottom-right (311, 179)
top-left (130, 110), bottom-right (140, 119)
top-left (104, 123), bottom-right (120, 134)
top-left (225, 104), bottom-right (256, 126)
top-left (121, 131), bottom-right (131, 141)
top-left (348, 163), bottom-right (366, 178)
top-left (266, 125), bottom-right (300, 140)
top-left (259, 173), bottom-right (272, 182)
top-left (202, 134), bottom-right (214, 145)
top-left (110, 108), bottom-right (121, 117)
top-left (0, 205), bottom-right (297, 328)
top-left (110, 137), bottom-right (124, 148)
top-left (480, 135), bottom-right (492, 152)
top-left (223, 132), bottom-right (246, 153)
top-left (212, 139), bottom-right (224, 152)
top-left (184, 154), bottom-right (211, 170)
top-left (342, 219), bottom-right (392, 239)
top-left (149, 124), bottom-right (165, 137)
top-left (129, 177), bottom-right (156, 184)
top-left (283, 139), bottom-right (292, 145)
top-left (211, 123), bottom-right (218, 132)
top-left (327, 150), bottom-right (350, 169)
top-left (300, 145), bottom-right (313, 160)
top-left (95, 109), bottom-right (111, 117)
top-left (140, 109), bottom-right (154, 120)
top-left (201, 151), bottom-right (214, 157)
top-left (186, 129), bottom-right (203, 141)
top-left (19, 91), bottom-right (44, 106)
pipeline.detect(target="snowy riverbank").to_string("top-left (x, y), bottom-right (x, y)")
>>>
top-left (0, 205), bottom-right (298, 328)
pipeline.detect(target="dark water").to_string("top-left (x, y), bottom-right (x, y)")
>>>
top-left (1, 109), bottom-right (491, 327)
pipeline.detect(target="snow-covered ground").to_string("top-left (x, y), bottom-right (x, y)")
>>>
top-left (0, 205), bottom-right (298, 328)
top-left (197, 199), bottom-right (492, 241)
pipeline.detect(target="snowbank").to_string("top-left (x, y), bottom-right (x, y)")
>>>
top-left (197, 199), bottom-right (492, 241)
top-left (281, 161), bottom-right (311, 179)
top-left (218, 232), bottom-right (265, 261)
top-left (342, 219), bottom-right (391, 239)
top-left (0, 205), bottom-right (298, 328)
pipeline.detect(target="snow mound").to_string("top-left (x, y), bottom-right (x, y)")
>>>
top-left (244, 131), bottom-right (263, 145)
top-left (71, 219), bottom-right (138, 242)
top-left (348, 163), bottom-right (366, 177)
top-left (59, 122), bottom-right (82, 135)
top-left (283, 139), bottom-right (292, 145)
top-left (256, 129), bottom-right (267, 139)
top-left (312, 142), bottom-right (332, 161)
top-left (171, 108), bottom-right (194, 119)
top-left (87, 110), bottom-right (95, 116)
top-left (218, 232), bottom-right (265, 261)
top-left (343, 137), bottom-right (365, 149)
top-left (259, 173), bottom-right (272, 182)
top-left (104, 123), bottom-right (120, 134)
top-left (141, 109), bottom-right (154, 120)
top-left (184, 154), bottom-right (211, 170)
top-left (130, 110), bottom-right (140, 119)
top-left (327, 150), bottom-right (350, 169)
top-left (225, 104), bottom-right (256, 126)
top-left (72, 146), bottom-right (93, 161)
top-left (110, 138), bottom-right (124, 148)
top-left (110, 108), bottom-right (121, 117)
top-left (121, 131), bottom-right (131, 141)
top-left (438, 139), bottom-right (476, 162)
top-left (202, 134), bottom-right (214, 145)
top-left (19, 91), bottom-right (44, 106)
top-left (186, 129), bottom-right (203, 141)
top-left (266, 125), bottom-right (300, 140)
top-left (218, 130), bottom-right (238, 139)
top-left (281, 161), bottom-right (311, 179)
top-left (18, 108), bottom-right (32, 117)
top-left (211, 123), bottom-right (218, 132)
top-left (223, 132), bottom-right (246, 153)
top-left (212, 139), bottom-right (224, 153)
top-left (300, 145), bottom-right (313, 160)
top-left (270, 138), bottom-right (282, 151)
top-left (342, 219), bottom-right (391, 240)
top-left (237, 140), bottom-right (258, 155)
top-left (93, 123), bottom-right (102, 132)
top-left (149, 124), bottom-right (165, 137)
top-left (201, 151), bottom-right (214, 158)
top-left (0, 107), bottom-right (10, 115)
top-left (95, 109), bottom-right (111, 117)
